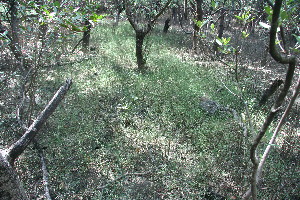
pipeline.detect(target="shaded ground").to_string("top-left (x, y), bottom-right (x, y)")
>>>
top-left (0, 18), bottom-right (299, 200)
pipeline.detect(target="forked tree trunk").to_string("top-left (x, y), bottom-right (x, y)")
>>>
top-left (243, 0), bottom-right (297, 199)
top-left (125, 0), bottom-right (172, 70)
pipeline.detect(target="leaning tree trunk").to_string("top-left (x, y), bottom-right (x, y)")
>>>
top-left (135, 30), bottom-right (147, 70)
top-left (0, 79), bottom-right (72, 200)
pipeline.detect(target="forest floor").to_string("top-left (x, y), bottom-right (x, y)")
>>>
top-left (1, 19), bottom-right (299, 199)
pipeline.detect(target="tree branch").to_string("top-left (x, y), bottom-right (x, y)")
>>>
top-left (5, 79), bottom-right (72, 165)
top-left (244, 0), bottom-right (297, 199)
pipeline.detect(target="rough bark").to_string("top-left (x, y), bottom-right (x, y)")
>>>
top-left (0, 79), bottom-right (72, 199)
top-left (0, 152), bottom-right (28, 200)
top-left (5, 79), bottom-right (72, 165)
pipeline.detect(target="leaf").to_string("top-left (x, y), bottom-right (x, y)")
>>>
top-left (216, 38), bottom-right (222, 46)
top-left (53, 1), bottom-right (60, 7)
top-left (210, 23), bottom-right (215, 31)
top-left (264, 6), bottom-right (273, 16)
top-left (242, 31), bottom-right (250, 38)
top-left (280, 10), bottom-right (288, 20)
top-left (259, 22), bottom-right (271, 29)
top-left (235, 15), bottom-right (243, 21)
top-left (292, 34), bottom-right (300, 44)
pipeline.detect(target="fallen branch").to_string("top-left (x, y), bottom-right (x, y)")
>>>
top-left (33, 140), bottom-right (52, 200)
top-left (4, 79), bottom-right (72, 165)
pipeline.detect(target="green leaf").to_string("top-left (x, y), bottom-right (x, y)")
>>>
top-left (264, 6), bottom-right (273, 16)
top-left (216, 38), bottom-right (222, 46)
top-left (210, 23), bottom-right (215, 31)
top-left (235, 15), bottom-right (243, 21)
top-left (242, 31), bottom-right (250, 38)
top-left (292, 34), bottom-right (300, 44)
top-left (53, 1), bottom-right (60, 7)
top-left (280, 10), bottom-right (288, 20)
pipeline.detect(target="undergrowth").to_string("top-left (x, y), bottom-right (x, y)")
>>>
top-left (11, 21), bottom-right (299, 199)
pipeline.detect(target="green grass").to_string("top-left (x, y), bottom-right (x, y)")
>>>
top-left (13, 21), bottom-right (299, 199)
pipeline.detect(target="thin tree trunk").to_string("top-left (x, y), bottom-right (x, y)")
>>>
top-left (163, 18), bottom-right (171, 33)
top-left (243, 0), bottom-right (297, 199)
top-left (213, 8), bottom-right (225, 52)
top-left (193, 0), bottom-right (203, 51)
top-left (183, 0), bottom-right (188, 20)
top-left (82, 19), bottom-right (92, 52)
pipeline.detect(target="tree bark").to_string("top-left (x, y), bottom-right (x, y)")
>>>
top-left (124, 0), bottom-right (172, 70)
top-left (5, 79), bottom-right (72, 165)
top-left (183, 0), bottom-right (188, 20)
top-left (213, 8), bottom-right (225, 52)
top-left (135, 31), bottom-right (147, 70)
top-left (163, 18), bottom-right (171, 33)
top-left (82, 19), bottom-right (92, 52)
top-left (0, 153), bottom-right (28, 200)
top-left (192, 0), bottom-right (203, 51)
top-left (0, 79), bottom-right (72, 199)
top-left (243, 0), bottom-right (297, 199)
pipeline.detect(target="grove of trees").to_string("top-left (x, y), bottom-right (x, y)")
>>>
top-left (0, 0), bottom-right (299, 199)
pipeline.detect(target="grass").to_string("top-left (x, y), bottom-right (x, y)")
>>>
top-left (10, 20), bottom-right (299, 199)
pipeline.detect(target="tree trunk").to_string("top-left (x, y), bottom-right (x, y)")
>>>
top-left (192, 0), bottom-right (203, 51)
top-left (183, 0), bottom-right (188, 20)
top-left (135, 31), bottom-right (146, 70)
top-left (243, 0), bottom-right (297, 199)
top-left (82, 19), bottom-right (92, 52)
top-left (163, 18), bottom-right (171, 33)
top-left (213, 8), bottom-right (225, 52)
top-left (0, 153), bottom-right (28, 200)
top-left (0, 79), bottom-right (72, 199)
top-left (8, 0), bottom-right (29, 70)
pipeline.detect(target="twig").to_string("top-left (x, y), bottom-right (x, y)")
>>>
top-left (221, 82), bottom-right (254, 137)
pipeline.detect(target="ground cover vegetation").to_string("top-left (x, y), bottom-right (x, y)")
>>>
top-left (0, 0), bottom-right (299, 199)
